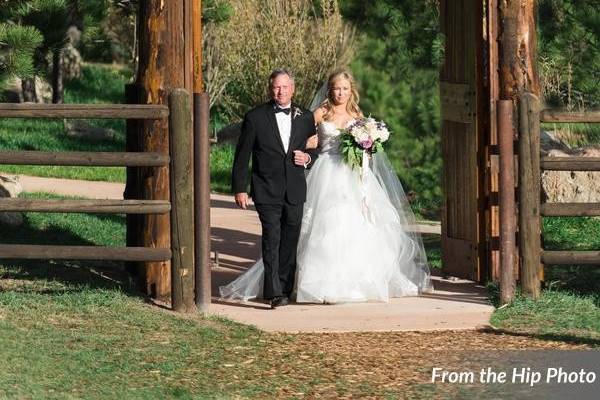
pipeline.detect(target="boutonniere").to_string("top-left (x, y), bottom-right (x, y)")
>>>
top-left (292, 106), bottom-right (303, 120)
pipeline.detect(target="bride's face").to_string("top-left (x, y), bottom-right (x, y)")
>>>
top-left (330, 78), bottom-right (352, 106)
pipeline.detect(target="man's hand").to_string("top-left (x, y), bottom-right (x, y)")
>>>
top-left (293, 150), bottom-right (311, 167)
top-left (234, 192), bottom-right (249, 209)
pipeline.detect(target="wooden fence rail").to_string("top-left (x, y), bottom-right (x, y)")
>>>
top-left (0, 244), bottom-right (171, 261)
top-left (0, 151), bottom-right (169, 167)
top-left (0, 199), bottom-right (170, 214)
top-left (540, 157), bottom-right (600, 171)
top-left (540, 110), bottom-right (600, 123)
top-left (518, 93), bottom-right (600, 299)
top-left (0, 104), bottom-right (169, 119)
top-left (0, 93), bottom-right (197, 312)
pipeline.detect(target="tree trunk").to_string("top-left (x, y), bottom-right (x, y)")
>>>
top-left (498, 0), bottom-right (540, 100)
top-left (52, 49), bottom-right (64, 104)
top-left (134, 0), bottom-right (193, 300)
top-left (21, 78), bottom-right (38, 103)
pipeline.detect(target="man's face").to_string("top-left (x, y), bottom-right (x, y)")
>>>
top-left (270, 74), bottom-right (295, 106)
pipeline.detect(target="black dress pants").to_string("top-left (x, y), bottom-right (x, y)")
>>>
top-left (255, 201), bottom-right (303, 299)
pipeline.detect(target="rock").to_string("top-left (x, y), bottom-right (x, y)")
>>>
top-left (0, 174), bottom-right (23, 227)
top-left (35, 76), bottom-right (53, 103)
top-left (542, 147), bottom-right (600, 203)
top-left (0, 174), bottom-right (23, 198)
top-left (65, 120), bottom-right (117, 142)
top-left (540, 130), bottom-right (571, 155)
top-left (61, 43), bottom-right (82, 80)
top-left (1, 77), bottom-right (23, 103)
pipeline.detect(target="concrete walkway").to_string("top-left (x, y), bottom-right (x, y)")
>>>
top-left (13, 174), bottom-right (494, 333)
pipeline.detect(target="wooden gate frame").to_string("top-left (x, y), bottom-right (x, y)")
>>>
top-left (518, 92), bottom-right (600, 298)
top-left (0, 89), bottom-right (206, 313)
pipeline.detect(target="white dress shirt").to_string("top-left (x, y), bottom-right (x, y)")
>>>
top-left (274, 103), bottom-right (292, 153)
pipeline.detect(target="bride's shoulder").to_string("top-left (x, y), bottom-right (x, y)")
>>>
top-left (313, 106), bottom-right (327, 124)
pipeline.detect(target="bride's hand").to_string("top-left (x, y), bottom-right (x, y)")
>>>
top-left (306, 134), bottom-right (318, 149)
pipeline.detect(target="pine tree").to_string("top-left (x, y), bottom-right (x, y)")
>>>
top-left (0, 1), bottom-right (44, 90)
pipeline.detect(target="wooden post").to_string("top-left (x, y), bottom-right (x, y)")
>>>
top-left (194, 93), bottom-right (211, 311)
top-left (169, 89), bottom-right (196, 313)
top-left (518, 93), bottom-right (541, 299)
top-left (498, 100), bottom-right (516, 304)
top-left (192, 0), bottom-right (210, 310)
top-left (135, 0), bottom-right (193, 300)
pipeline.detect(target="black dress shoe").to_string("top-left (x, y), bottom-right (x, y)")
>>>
top-left (270, 296), bottom-right (289, 309)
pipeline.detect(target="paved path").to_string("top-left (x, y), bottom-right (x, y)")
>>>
top-left (13, 174), bottom-right (493, 333)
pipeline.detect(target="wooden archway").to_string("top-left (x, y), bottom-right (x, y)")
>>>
top-left (130, 0), bottom-right (542, 310)
top-left (440, 0), bottom-right (539, 286)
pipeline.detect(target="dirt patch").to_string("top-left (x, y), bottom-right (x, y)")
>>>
top-left (255, 329), bottom-right (595, 398)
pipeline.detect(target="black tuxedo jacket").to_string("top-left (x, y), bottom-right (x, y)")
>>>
top-left (232, 101), bottom-right (318, 205)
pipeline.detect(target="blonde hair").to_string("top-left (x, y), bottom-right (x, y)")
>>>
top-left (321, 70), bottom-right (363, 120)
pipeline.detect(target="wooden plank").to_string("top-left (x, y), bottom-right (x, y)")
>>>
top-left (0, 103), bottom-right (169, 119)
top-left (485, 0), bottom-right (500, 283)
top-left (169, 89), bottom-right (196, 313)
top-left (541, 203), bottom-right (600, 217)
top-left (0, 244), bottom-right (171, 261)
top-left (540, 110), bottom-right (600, 123)
top-left (541, 157), bottom-right (600, 171)
top-left (542, 251), bottom-right (600, 265)
top-left (0, 199), bottom-right (170, 214)
top-left (0, 151), bottom-right (169, 166)
top-left (518, 93), bottom-right (542, 298)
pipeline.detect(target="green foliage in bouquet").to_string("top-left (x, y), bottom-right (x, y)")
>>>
top-left (340, 129), bottom-right (385, 171)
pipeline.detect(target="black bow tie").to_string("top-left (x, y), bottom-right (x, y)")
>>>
top-left (274, 106), bottom-right (291, 115)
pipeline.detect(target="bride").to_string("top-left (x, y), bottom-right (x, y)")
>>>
top-left (220, 70), bottom-right (432, 303)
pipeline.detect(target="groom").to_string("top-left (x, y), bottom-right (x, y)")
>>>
top-left (232, 68), bottom-right (318, 309)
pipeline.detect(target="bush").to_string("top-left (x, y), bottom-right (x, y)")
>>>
top-left (203, 0), bottom-right (355, 119)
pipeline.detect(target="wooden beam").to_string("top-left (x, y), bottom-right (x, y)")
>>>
top-left (0, 151), bottom-right (169, 167)
top-left (0, 244), bottom-right (171, 261)
top-left (169, 89), bottom-right (196, 313)
top-left (541, 157), bottom-right (600, 171)
top-left (540, 110), bottom-right (600, 123)
top-left (0, 104), bottom-right (169, 119)
top-left (0, 199), bottom-right (170, 214)
top-left (498, 100), bottom-right (516, 304)
top-left (194, 92), bottom-right (211, 311)
top-left (518, 92), bottom-right (542, 299)
top-left (542, 251), bottom-right (600, 265)
top-left (541, 203), bottom-right (600, 217)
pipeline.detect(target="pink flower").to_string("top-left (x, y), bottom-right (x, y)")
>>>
top-left (360, 138), bottom-right (373, 149)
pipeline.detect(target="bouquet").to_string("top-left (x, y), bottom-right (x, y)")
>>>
top-left (340, 117), bottom-right (390, 170)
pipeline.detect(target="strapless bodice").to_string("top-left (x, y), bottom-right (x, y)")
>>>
top-left (317, 120), bottom-right (354, 154)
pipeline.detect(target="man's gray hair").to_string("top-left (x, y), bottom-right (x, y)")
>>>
top-left (268, 68), bottom-right (295, 87)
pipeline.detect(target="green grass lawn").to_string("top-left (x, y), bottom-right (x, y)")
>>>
top-left (490, 216), bottom-right (600, 343)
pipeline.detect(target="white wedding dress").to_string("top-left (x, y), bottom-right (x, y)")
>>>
top-left (219, 121), bottom-right (432, 303)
